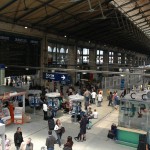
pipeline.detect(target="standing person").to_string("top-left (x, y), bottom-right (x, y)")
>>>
top-left (108, 92), bottom-right (113, 106)
top-left (14, 127), bottom-right (23, 150)
top-left (91, 89), bottom-right (97, 104)
top-left (54, 119), bottom-right (62, 147)
top-left (43, 101), bottom-right (48, 120)
top-left (5, 134), bottom-right (11, 150)
top-left (84, 89), bottom-right (91, 110)
top-left (48, 116), bottom-right (55, 131)
top-left (97, 92), bottom-right (103, 107)
top-left (74, 114), bottom-right (87, 142)
top-left (63, 136), bottom-right (74, 150)
top-left (46, 130), bottom-right (56, 150)
top-left (20, 138), bottom-right (33, 150)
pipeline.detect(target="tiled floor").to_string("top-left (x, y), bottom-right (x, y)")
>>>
top-left (4, 99), bottom-right (136, 150)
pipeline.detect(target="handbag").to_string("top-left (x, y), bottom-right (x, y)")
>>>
top-left (55, 129), bottom-right (61, 134)
top-left (61, 127), bottom-right (65, 134)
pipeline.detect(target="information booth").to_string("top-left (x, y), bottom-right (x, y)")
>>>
top-left (45, 92), bottom-right (63, 116)
top-left (28, 90), bottom-right (43, 112)
top-left (0, 85), bottom-right (26, 125)
top-left (69, 94), bottom-right (84, 122)
top-left (117, 90), bottom-right (150, 147)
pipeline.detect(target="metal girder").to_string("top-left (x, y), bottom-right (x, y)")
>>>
top-left (136, 20), bottom-right (148, 26)
top-left (0, 0), bottom-right (17, 11)
top-left (59, 9), bottom-right (114, 32)
top-left (142, 26), bottom-right (150, 30)
top-left (32, 1), bottom-right (84, 26)
top-left (118, 0), bottom-right (138, 8)
top-left (139, 23), bottom-right (149, 28)
top-left (15, 0), bottom-right (54, 22)
top-left (46, 1), bottom-right (113, 29)
top-left (68, 20), bottom-right (110, 36)
top-left (125, 1), bottom-right (150, 14)
top-left (128, 8), bottom-right (150, 18)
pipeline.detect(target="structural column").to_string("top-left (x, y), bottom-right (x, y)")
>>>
top-left (39, 35), bottom-right (48, 86)
top-left (103, 50), bottom-right (109, 71)
top-left (89, 48), bottom-right (96, 79)
top-left (121, 53), bottom-right (125, 65)
top-left (67, 45), bottom-right (77, 84)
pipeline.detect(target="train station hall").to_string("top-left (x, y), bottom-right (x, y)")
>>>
top-left (0, 0), bottom-right (150, 150)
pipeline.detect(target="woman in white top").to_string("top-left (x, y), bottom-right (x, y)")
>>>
top-left (43, 102), bottom-right (48, 120)
top-left (54, 119), bottom-right (62, 147)
top-left (93, 109), bottom-right (98, 119)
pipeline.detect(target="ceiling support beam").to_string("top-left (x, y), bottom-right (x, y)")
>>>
top-left (0, 0), bottom-right (17, 11)
top-left (15, 0), bottom-right (54, 22)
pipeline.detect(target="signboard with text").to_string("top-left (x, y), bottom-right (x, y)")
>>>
top-left (43, 72), bottom-right (69, 82)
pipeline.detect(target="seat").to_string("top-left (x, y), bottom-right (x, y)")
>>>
top-left (2, 107), bottom-right (11, 125)
top-left (14, 107), bottom-right (23, 124)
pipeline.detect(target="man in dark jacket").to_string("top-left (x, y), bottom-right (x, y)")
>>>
top-left (46, 130), bottom-right (56, 150)
top-left (14, 127), bottom-right (23, 150)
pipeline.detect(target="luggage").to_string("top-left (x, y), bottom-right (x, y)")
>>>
top-left (107, 130), bottom-right (114, 139)
top-left (86, 121), bottom-right (92, 129)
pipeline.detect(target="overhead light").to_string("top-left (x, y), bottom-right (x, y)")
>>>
top-left (82, 72), bottom-right (87, 74)
top-left (26, 68), bottom-right (29, 70)
top-left (89, 41), bottom-right (91, 43)
top-left (64, 35), bottom-right (67, 38)
top-left (5, 66), bottom-right (8, 69)
top-left (25, 26), bottom-right (28, 29)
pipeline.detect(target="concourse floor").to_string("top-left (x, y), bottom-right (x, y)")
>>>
top-left (4, 99), bottom-right (136, 150)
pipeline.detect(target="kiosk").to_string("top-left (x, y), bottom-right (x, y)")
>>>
top-left (45, 92), bottom-right (63, 116)
top-left (28, 90), bottom-right (42, 114)
top-left (117, 90), bottom-right (150, 147)
top-left (69, 94), bottom-right (84, 122)
top-left (0, 86), bottom-right (26, 124)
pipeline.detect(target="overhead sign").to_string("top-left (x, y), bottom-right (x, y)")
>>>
top-left (43, 72), bottom-right (68, 82)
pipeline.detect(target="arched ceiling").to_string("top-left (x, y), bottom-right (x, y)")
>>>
top-left (0, 0), bottom-right (150, 54)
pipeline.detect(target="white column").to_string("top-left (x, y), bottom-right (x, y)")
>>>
top-left (22, 94), bottom-right (25, 113)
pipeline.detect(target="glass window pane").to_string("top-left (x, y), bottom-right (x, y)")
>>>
top-left (100, 50), bottom-right (103, 55)
top-left (83, 48), bottom-right (89, 55)
top-left (66, 49), bottom-right (68, 53)
top-left (97, 50), bottom-right (99, 55)
top-left (48, 46), bottom-right (52, 52)
top-left (57, 48), bottom-right (59, 53)
top-left (83, 48), bottom-right (88, 55)
top-left (53, 47), bottom-right (56, 52)
top-left (60, 48), bottom-right (65, 53)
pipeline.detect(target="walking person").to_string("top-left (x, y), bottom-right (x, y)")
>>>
top-left (43, 101), bottom-right (48, 120)
top-left (97, 92), bottom-right (103, 107)
top-left (108, 92), bottom-right (113, 106)
top-left (5, 134), bottom-right (11, 150)
top-left (74, 114), bottom-right (87, 142)
top-left (63, 136), bottom-right (74, 150)
top-left (84, 89), bottom-right (91, 110)
top-left (91, 89), bottom-right (97, 104)
top-left (14, 127), bottom-right (23, 150)
top-left (54, 119), bottom-right (63, 147)
top-left (20, 138), bottom-right (33, 150)
top-left (46, 130), bottom-right (56, 150)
